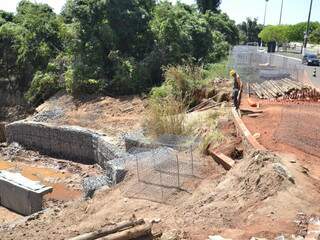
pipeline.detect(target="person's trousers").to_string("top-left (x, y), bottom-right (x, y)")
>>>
top-left (232, 89), bottom-right (241, 109)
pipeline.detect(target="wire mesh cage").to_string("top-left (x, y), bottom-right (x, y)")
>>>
top-left (122, 135), bottom-right (203, 203)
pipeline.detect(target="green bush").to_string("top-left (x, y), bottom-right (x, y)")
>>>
top-left (150, 65), bottom-right (206, 104)
top-left (26, 71), bottom-right (61, 105)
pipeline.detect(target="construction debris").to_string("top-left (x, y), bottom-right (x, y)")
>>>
top-left (68, 218), bottom-right (154, 240)
top-left (250, 78), bottom-right (320, 100)
top-left (187, 98), bottom-right (221, 113)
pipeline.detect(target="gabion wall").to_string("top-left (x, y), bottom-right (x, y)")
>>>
top-left (5, 121), bottom-right (122, 166)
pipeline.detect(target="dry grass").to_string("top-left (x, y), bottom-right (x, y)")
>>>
top-left (186, 107), bottom-right (229, 153)
top-left (144, 96), bottom-right (191, 137)
top-left (199, 129), bottom-right (225, 153)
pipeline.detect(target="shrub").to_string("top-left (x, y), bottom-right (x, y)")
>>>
top-left (150, 65), bottom-right (207, 106)
top-left (26, 71), bottom-right (61, 105)
top-left (145, 95), bottom-right (190, 137)
top-left (109, 56), bottom-right (136, 95)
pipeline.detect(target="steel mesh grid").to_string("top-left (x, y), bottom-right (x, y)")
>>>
top-left (122, 135), bottom-right (203, 203)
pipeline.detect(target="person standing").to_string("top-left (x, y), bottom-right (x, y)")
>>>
top-left (230, 70), bottom-right (243, 109)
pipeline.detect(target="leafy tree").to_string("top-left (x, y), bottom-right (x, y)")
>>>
top-left (310, 27), bottom-right (320, 44)
top-left (259, 25), bottom-right (289, 43)
top-left (0, 10), bottom-right (14, 26)
top-left (238, 18), bottom-right (263, 44)
top-left (196, 0), bottom-right (221, 13)
top-left (205, 12), bottom-right (239, 45)
top-left (0, 22), bottom-right (31, 90)
top-left (150, 2), bottom-right (228, 65)
top-left (258, 22), bottom-right (320, 44)
top-left (287, 22), bottom-right (320, 42)
top-left (1, 0), bottom-right (234, 104)
top-left (64, 0), bottom-right (156, 94)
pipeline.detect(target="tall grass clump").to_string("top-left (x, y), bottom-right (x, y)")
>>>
top-left (145, 65), bottom-right (203, 137)
top-left (145, 95), bottom-right (189, 137)
top-left (145, 61), bottom-right (228, 138)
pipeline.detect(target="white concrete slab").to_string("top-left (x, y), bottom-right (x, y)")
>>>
top-left (0, 170), bottom-right (52, 216)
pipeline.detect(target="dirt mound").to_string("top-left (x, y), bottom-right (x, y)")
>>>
top-left (188, 150), bottom-right (294, 228)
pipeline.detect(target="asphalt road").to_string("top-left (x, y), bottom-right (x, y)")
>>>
top-left (273, 53), bottom-right (320, 88)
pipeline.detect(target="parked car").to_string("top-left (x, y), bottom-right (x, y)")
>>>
top-left (302, 53), bottom-right (320, 66)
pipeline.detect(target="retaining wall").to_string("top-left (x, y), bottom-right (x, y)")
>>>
top-left (0, 122), bottom-right (5, 142)
top-left (5, 121), bottom-right (123, 167)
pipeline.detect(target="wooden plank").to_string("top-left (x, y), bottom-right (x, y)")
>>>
top-left (68, 219), bottom-right (145, 240)
top-left (101, 224), bottom-right (152, 240)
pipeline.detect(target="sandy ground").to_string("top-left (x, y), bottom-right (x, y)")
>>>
top-left (242, 97), bottom-right (320, 181)
top-left (1, 93), bottom-right (320, 239)
top-left (1, 147), bottom-right (319, 240)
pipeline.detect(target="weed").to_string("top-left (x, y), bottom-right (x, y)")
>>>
top-left (145, 95), bottom-right (192, 137)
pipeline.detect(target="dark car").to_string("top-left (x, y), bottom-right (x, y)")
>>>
top-left (302, 53), bottom-right (320, 66)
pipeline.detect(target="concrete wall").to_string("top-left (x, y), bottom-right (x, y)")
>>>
top-left (5, 121), bottom-right (123, 167)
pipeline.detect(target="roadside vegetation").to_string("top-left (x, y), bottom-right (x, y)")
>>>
top-left (259, 21), bottom-right (320, 44)
top-left (0, 0), bottom-right (238, 106)
top-left (145, 60), bottom-right (229, 138)
top-left (237, 18), bottom-right (263, 44)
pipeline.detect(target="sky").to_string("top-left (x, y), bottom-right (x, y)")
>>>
top-left (0, 0), bottom-right (319, 25)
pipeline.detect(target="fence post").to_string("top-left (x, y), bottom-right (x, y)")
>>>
top-left (190, 145), bottom-right (194, 176)
top-left (176, 154), bottom-right (180, 188)
top-left (135, 154), bottom-right (140, 182)
top-left (159, 170), bottom-right (164, 202)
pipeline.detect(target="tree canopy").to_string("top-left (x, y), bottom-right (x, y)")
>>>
top-left (259, 25), bottom-right (289, 43)
top-left (259, 22), bottom-right (320, 44)
top-left (0, 0), bottom-right (237, 105)
top-left (196, 0), bottom-right (221, 13)
top-left (238, 18), bottom-right (263, 44)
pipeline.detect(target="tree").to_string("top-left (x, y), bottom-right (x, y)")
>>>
top-left (150, 2), bottom-right (228, 65)
top-left (238, 18), bottom-right (263, 44)
top-left (1, 0), bottom-right (234, 104)
top-left (0, 0), bottom-right (64, 100)
top-left (287, 22), bottom-right (320, 42)
top-left (205, 12), bottom-right (239, 45)
top-left (258, 25), bottom-right (289, 43)
top-left (257, 21), bottom-right (320, 44)
top-left (0, 10), bottom-right (14, 26)
top-left (309, 27), bottom-right (320, 44)
top-left (196, 0), bottom-right (221, 13)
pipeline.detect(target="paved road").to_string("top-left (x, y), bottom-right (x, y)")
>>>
top-left (274, 53), bottom-right (320, 88)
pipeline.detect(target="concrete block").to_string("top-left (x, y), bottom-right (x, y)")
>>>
top-left (0, 171), bottom-right (52, 216)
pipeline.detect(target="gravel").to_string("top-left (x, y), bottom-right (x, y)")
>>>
top-left (82, 175), bottom-right (112, 198)
top-left (31, 108), bottom-right (64, 122)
